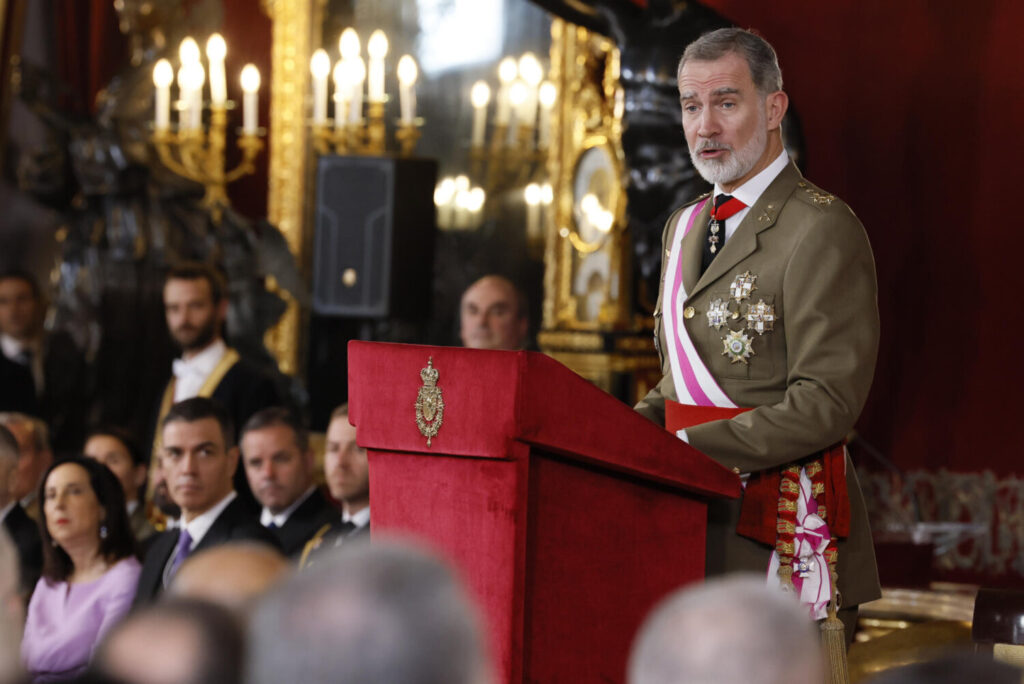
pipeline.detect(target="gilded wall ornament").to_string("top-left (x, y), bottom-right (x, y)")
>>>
top-left (415, 357), bottom-right (444, 447)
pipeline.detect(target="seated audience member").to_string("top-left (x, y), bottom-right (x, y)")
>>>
top-left (240, 408), bottom-right (336, 558)
top-left (83, 427), bottom-right (155, 543)
top-left (133, 397), bottom-right (279, 606)
top-left (93, 598), bottom-right (244, 684)
top-left (0, 529), bottom-right (25, 684)
top-left (0, 413), bottom-right (53, 520)
top-left (0, 423), bottom-right (41, 600)
top-left (865, 653), bottom-right (1021, 684)
top-left (459, 275), bottom-right (529, 351)
top-left (22, 457), bottom-right (140, 682)
top-left (168, 542), bottom-right (290, 615)
top-left (249, 541), bottom-right (490, 684)
top-left (0, 270), bottom-right (87, 454)
top-left (628, 574), bottom-right (823, 684)
top-left (300, 404), bottom-right (369, 568)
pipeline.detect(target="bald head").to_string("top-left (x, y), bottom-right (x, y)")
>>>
top-left (170, 542), bottom-right (290, 613)
top-left (628, 575), bottom-right (823, 684)
top-left (459, 275), bottom-right (528, 351)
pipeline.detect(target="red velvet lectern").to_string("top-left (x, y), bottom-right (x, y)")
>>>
top-left (348, 341), bottom-right (740, 684)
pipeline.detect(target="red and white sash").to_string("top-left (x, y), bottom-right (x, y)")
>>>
top-left (662, 198), bottom-right (737, 410)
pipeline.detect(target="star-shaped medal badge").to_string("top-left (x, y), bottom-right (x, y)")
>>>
top-left (722, 329), bottom-right (755, 364)
top-left (706, 298), bottom-right (731, 330)
top-left (745, 299), bottom-right (776, 335)
top-left (729, 271), bottom-right (757, 303)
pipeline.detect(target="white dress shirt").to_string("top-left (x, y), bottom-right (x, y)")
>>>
top-left (172, 339), bottom-right (228, 402)
top-left (1, 333), bottom-right (43, 395)
top-left (261, 487), bottom-right (316, 528)
top-left (713, 149), bottom-right (790, 241)
top-left (162, 490), bottom-right (238, 587)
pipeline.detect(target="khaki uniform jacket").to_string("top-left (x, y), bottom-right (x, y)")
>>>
top-left (635, 161), bottom-right (882, 607)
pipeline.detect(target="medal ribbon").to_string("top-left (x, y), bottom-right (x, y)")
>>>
top-left (662, 198), bottom-right (737, 408)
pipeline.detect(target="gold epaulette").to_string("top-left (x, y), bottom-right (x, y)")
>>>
top-left (298, 522), bottom-right (335, 570)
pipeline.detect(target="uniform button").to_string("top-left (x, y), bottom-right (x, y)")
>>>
top-left (683, 306), bottom-right (695, 319)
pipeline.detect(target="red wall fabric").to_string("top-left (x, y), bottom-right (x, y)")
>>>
top-left (699, 1), bottom-right (1024, 476)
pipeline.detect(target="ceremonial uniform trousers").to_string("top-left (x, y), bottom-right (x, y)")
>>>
top-left (635, 161), bottom-right (882, 609)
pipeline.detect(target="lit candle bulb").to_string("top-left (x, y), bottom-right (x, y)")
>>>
top-left (525, 183), bottom-right (542, 241)
top-left (434, 177), bottom-right (456, 229)
top-left (152, 59), bottom-right (173, 130)
top-left (538, 81), bottom-right (557, 148)
top-left (470, 81), bottom-right (490, 148)
top-left (508, 80), bottom-right (527, 144)
top-left (206, 33), bottom-right (227, 107)
top-left (310, 49), bottom-right (331, 126)
top-left (179, 37), bottom-right (200, 65)
top-left (367, 30), bottom-right (389, 103)
top-left (240, 64), bottom-right (260, 135)
top-left (333, 60), bottom-right (348, 128)
top-left (518, 52), bottom-right (543, 129)
top-left (176, 63), bottom-right (191, 129)
top-left (396, 55), bottom-right (418, 124)
top-left (495, 57), bottom-right (517, 126)
top-left (339, 28), bottom-right (360, 61)
top-left (189, 62), bottom-right (205, 130)
top-left (468, 187), bottom-right (486, 228)
top-left (348, 57), bottom-right (366, 123)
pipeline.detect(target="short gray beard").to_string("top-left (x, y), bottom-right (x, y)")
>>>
top-left (688, 106), bottom-right (768, 187)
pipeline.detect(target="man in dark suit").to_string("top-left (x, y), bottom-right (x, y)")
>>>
top-left (240, 407), bottom-right (336, 558)
top-left (300, 404), bottom-right (370, 569)
top-left (148, 262), bottom-right (283, 511)
top-left (0, 270), bottom-right (87, 454)
top-left (0, 423), bottom-right (41, 600)
top-left (134, 397), bottom-right (279, 606)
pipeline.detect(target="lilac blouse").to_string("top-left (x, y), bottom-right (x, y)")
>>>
top-left (21, 557), bottom-right (142, 682)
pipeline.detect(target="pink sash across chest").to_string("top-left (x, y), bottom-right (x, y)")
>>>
top-left (661, 198), bottom-right (737, 409)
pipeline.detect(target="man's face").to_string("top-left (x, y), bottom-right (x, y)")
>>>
top-left (5, 420), bottom-right (51, 501)
top-left (0, 278), bottom-right (39, 340)
top-left (161, 417), bottom-right (237, 520)
top-left (241, 424), bottom-right (315, 515)
top-left (324, 416), bottom-right (369, 511)
top-left (163, 278), bottom-right (223, 353)
top-left (84, 434), bottom-right (146, 505)
top-left (678, 52), bottom-right (772, 190)
top-left (459, 278), bottom-right (527, 351)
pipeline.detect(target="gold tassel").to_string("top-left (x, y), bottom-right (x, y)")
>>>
top-left (821, 561), bottom-right (850, 684)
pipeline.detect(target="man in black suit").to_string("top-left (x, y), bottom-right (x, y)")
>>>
top-left (0, 270), bottom-right (87, 454)
top-left (0, 423), bottom-right (41, 600)
top-left (134, 397), bottom-right (278, 606)
top-left (149, 262), bottom-right (283, 510)
top-left (300, 404), bottom-right (370, 568)
top-left (240, 407), bottom-right (336, 558)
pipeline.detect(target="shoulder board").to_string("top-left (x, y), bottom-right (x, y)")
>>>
top-left (683, 191), bottom-right (712, 208)
top-left (795, 180), bottom-right (837, 207)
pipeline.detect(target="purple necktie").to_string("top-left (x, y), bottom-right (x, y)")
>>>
top-left (169, 529), bottom-right (192, 578)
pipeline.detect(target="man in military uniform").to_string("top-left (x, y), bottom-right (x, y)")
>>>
top-left (635, 28), bottom-right (880, 635)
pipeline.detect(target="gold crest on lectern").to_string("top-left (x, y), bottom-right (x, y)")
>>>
top-left (415, 357), bottom-right (444, 447)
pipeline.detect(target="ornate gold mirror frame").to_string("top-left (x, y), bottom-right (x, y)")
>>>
top-left (261, 0), bottom-right (315, 375)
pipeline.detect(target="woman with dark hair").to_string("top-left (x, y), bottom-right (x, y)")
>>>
top-left (82, 426), bottom-right (155, 542)
top-left (21, 457), bottom-right (140, 682)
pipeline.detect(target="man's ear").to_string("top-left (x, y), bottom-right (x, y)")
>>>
top-left (765, 90), bottom-right (789, 131)
top-left (133, 464), bottom-right (148, 489)
top-left (217, 297), bottom-right (229, 324)
top-left (227, 446), bottom-right (240, 477)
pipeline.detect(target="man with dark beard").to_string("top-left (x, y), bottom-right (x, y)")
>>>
top-left (634, 28), bottom-right (879, 643)
top-left (149, 262), bottom-right (281, 513)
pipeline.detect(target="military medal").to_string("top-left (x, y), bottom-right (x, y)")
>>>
top-left (729, 271), bottom-right (757, 302)
top-left (708, 220), bottom-right (721, 253)
top-left (706, 298), bottom-right (731, 329)
top-left (722, 329), bottom-right (755, 364)
top-left (745, 299), bottom-right (776, 335)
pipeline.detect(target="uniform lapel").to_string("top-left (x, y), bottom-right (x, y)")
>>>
top-left (689, 162), bottom-right (802, 300)
top-left (680, 199), bottom-right (712, 294)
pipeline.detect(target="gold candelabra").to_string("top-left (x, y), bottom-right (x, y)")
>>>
top-left (311, 105), bottom-right (423, 157)
top-left (152, 105), bottom-right (265, 224)
top-left (150, 36), bottom-right (265, 225)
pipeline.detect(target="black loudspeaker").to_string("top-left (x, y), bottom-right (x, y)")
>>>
top-left (312, 155), bottom-right (438, 319)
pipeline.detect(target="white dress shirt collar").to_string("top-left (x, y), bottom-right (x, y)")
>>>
top-left (178, 490), bottom-right (237, 550)
top-left (261, 487), bottom-right (316, 528)
top-left (342, 505), bottom-right (371, 529)
top-left (0, 501), bottom-right (14, 524)
top-left (713, 150), bottom-right (790, 242)
top-left (172, 338), bottom-right (227, 401)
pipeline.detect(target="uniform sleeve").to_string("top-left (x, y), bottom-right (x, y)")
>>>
top-left (685, 205), bottom-right (880, 473)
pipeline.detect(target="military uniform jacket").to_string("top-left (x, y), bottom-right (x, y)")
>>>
top-left (635, 160), bottom-right (881, 607)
